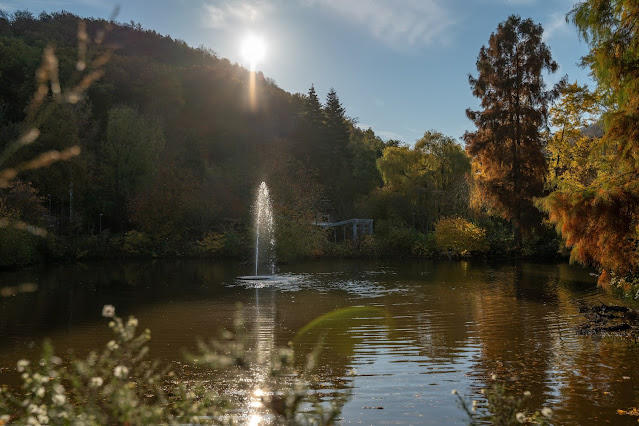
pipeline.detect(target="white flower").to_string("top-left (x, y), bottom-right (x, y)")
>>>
top-left (28, 404), bottom-right (39, 414)
top-left (1, 414), bottom-right (10, 423)
top-left (102, 304), bottom-right (115, 318)
top-left (90, 377), bottom-right (103, 388)
top-left (113, 365), bottom-right (129, 379)
top-left (127, 317), bottom-right (138, 327)
top-left (515, 412), bottom-right (526, 423)
top-left (26, 416), bottom-right (40, 425)
top-left (36, 387), bottom-right (45, 398)
top-left (17, 360), bottom-right (30, 372)
top-left (106, 340), bottom-right (119, 351)
top-left (491, 374), bottom-right (497, 380)
top-left (451, 389), bottom-right (458, 395)
top-left (523, 390), bottom-right (531, 397)
top-left (52, 394), bottom-right (65, 406)
top-left (37, 414), bottom-right (48, 424)
top-left (53, 384), bottom-right (64, 395)
top-left (541, 407), bottom-right (553, 418)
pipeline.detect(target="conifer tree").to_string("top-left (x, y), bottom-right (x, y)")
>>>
top-left (540, 1), bottom-right (639, 286)
top-left (464, 15), bottom-right (561, 246)
top-left (302, 84), bottom-right (323, 127)
top-left (323, 88), bottom-right (353, 215)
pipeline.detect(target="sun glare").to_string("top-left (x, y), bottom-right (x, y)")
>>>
top-left (241, 34), bottom-right (266, 71)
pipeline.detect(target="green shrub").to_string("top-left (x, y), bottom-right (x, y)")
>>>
top-left (219, 226), bottom-right (250, 258)
top-left (374, 220), bottom-right (430, 258)
top-left (197, 231), bottom-right (225, 257)
top-left (121, 230), bottom-right (154, 257)
top-left (275, 217), bottom-right (325, 262)
top-left (0, 227), bottom-right (42, 267)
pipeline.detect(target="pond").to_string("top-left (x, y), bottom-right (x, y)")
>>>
top-left (1, 259), bottom-right (638, 424)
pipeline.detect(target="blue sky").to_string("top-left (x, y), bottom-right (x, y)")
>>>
top-left (3, 0), bottom-right (593, 144)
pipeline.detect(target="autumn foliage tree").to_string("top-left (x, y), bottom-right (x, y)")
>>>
top-left (540, 0), bottom-right (639, 287)
top-left (464, 15), bottom-right (561, 246)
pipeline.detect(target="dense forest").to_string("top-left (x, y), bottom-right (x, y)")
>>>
top-left (1, 3), bottom-right (638, 296)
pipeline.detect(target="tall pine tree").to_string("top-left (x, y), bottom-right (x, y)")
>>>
top-left (464, 15), bottom-right (561, 246)
top-left (323, 88), bottom-right (353, 216)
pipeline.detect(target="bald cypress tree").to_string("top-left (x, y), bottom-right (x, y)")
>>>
top-left (464, 15), bottom-right (561, 246)
top-left (539, 1), bottom-right (639, 287)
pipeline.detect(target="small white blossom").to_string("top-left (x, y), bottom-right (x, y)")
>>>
top-left (515, 412), bottom-right (526, 423)
top-left (106, 341), bottom-right (119, 351)
top-left (28, 404), bottom-right (38, 414)
top-left (52, 394), bottom-right (65, 406)
top-left (113, 365), bottom-right (129, 379)
top-left (1, 414), bottom-right (10, 423)
top-left (17, 360), bottom-right (30, 372)
top-left (451, 389), bottom-right (458, 395)
top-left (127, 317), bottom-right (138, 327)
top-left (102, 304), bottom-right (115, 318)
top-left (36, 387), bottom-right (45, 398)
top-left (491, 374), bottom-right (497, 380)
top-left (523, 390), bottom-right (531, 397)
top-left (37, 414), bottom-right (48, 424)
top-left (53, 384), bottom-right (64, 395)
top-left (90, 377), bottom-right (103, 388)
top-left (541, 407), bottom-right (553, 418)
top-left (26, 416), bottom-right (40, 425)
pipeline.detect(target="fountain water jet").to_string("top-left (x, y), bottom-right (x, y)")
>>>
top-left (254, 181), bottom-right (275, 276)
top-left (239, 182), bottom-right (276, 281)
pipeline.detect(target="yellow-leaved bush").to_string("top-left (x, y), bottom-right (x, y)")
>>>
top-left (434, 217), bottom-right (488, 256)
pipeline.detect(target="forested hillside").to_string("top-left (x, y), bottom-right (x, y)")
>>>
top-left (0, 10), bottom-right (396, 263)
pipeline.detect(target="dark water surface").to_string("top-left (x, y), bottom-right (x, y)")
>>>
top-left (1, 259), bottom-right (638, 424)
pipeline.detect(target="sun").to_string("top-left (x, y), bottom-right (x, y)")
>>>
top-left (241, 34), bottom-right (266, 71)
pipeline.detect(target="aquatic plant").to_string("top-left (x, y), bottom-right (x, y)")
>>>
top-left (0, 305), bottom-right (349, 424)
top-left (453, 375), bottom-right (553, 425)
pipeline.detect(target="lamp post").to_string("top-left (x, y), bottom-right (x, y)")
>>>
top-left (99, 213), bottom-right (103, 234)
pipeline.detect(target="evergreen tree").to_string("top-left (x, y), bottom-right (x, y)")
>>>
top-left (302, 84), bottom-right (323, 127)
top-left (323, 88), bottom-right (353, 216)
top-left (464, 15), bottom-right (561, 246)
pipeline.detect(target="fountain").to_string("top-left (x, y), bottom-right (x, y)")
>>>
top-left (238, 182), bottom-right (276, 281)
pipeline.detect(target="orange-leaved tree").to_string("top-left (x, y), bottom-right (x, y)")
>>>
top-left (464, 15), bottom-right (562, 247)
top-left (539, 0), bottom-right (639, 288)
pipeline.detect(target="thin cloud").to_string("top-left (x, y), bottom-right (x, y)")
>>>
top-left (303, 0), bottom-right (456, 50)
top-left (543, 12), bottom-right (569, 41)
top-left (202, 1), bottom-right (271, 29)
top-left (377, 129), bottom-right (405, 141)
